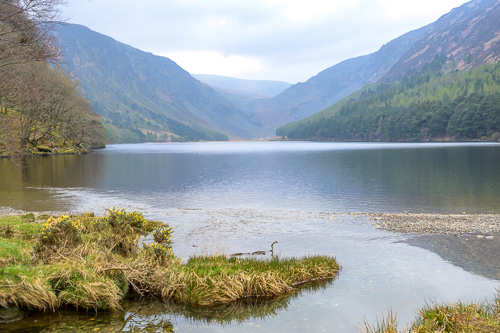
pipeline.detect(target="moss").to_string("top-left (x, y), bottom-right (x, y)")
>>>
top-left (35, 146), bottom-right (53, 153)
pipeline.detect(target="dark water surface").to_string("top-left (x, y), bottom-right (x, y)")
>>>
top-left (1, 142), bottom-right (499, 332)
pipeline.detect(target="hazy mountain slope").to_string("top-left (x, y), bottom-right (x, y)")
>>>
top-left (192, 74), bottom-right (291, 99)
top-left (250, 25), bottom-right (431, 133)
top-left (382, 0), bottom-right (500, 81)
top-left (56, 24), bottom-right (262, 140)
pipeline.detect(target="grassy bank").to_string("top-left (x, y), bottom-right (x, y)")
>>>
top-left (360, 296), bottom-right (500, 332)
top-left (0, 210), bottom-right (340, 320)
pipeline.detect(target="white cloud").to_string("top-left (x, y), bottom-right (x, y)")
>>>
top-left (266, 0), bottom-right (358, 22)
top-left (61, 0), bottom-right (469, 82)
top-left (378, 0), bottom-right (465, 20)
top-left (163, 51), bottom-right (264, 77)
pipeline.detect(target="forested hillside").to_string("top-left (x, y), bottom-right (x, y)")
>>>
top-left (0, 0), bottom-right (105, 157)
top-left (277, 62), bottom-right (500, 141)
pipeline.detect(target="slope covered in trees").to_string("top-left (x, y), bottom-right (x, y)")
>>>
top-left (277, 62), bottom-right (500, 142)
top-left (0, 0), bottom-right (105, 157)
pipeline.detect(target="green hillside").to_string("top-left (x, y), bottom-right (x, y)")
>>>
top-left (277, 61), bottom-right (500, 142)
top-left (56, 24), bottom-right (266, 143)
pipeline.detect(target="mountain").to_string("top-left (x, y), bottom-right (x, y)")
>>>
top-left (55, 24), bottom-right (263, 142)
top-left (250, 26), bottom-right (431, 133)
top-left (277, 62), bottom-right (500, 141)
top-left (255, 0), bottom-right (500, 134)
top-left (193, 75), bottom-right (291, 121)
top-left (192, 74), bottom-right (291, 99)
top-left (382, 0), bottom-right (500, 81)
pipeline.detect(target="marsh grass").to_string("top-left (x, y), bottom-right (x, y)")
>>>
top-left (358, 311), bottom-right (399, 333)
top-left (124, 254), bottom-right (340, 306)
top-left (359, 295), bottom-right (500, 333)
top-left (0, 210), bottom-right (340, 316)
top-left (411, 298), bottom-right (500, 332)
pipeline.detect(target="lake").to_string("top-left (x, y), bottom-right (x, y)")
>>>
top-left (1, 141), bottom-right (499, 332)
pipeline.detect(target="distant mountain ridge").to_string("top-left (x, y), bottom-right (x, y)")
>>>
top-left (192, 74), bottom-right (291, 99)
top-left (255, 0), bottom-right (500, 134)
top-left (56, 24), bottom-right (264, 141)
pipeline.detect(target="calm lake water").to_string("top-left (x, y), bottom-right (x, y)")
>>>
top-left (1, 141), bottom-right (499, 332)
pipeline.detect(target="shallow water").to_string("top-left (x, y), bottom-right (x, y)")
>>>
top-left (1, 142), bottom-right (499, 332)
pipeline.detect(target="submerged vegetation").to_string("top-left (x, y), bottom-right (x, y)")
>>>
top-left (0, 209), bottom-right (340, 322)
top-left (360, 295), bottom-right (500, 333)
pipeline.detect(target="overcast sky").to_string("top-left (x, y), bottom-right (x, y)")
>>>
top-left (61, 0), bottom-right (468, 83)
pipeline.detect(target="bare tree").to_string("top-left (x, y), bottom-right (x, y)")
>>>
top-left (0, 1), bottom-right (106, 156)
top-left (0, 0), bottom-right (66, 78)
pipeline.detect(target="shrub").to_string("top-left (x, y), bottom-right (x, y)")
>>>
top-left (101, 209), bottom-right (148, 234)
top-left (37, 215), bottom-right (82, 247)
top-left (152, 226), bottom-right (173, 247)
top-left (147, 243), bottom-right (173, 264)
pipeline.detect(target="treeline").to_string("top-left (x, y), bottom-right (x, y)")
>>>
top-left (103, 107), bottom-right (228, 143)
top-left (103, 121), bottom-right (228, 144)
top-left (0, 0), bottom-right (105, 157)
top-left (277, 62), bottom-right (500, 141)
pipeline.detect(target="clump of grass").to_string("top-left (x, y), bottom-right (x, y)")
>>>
top-left (359, 294), bottom-right (500, 333)
top-left (358, 311), bottom-right (399, 333)
top-left (125, 254), bottom-right (340, 306)
top-left (20, 213), bottom-right (35, 223)
top-left (48, 260), bottom-right (125, 311)
top-left (411, 298), bottom-right (500, 332)
top-left (0, 266), bottom-right (58, 311)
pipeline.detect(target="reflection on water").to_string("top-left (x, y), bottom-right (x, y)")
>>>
top-left (1, 142), bottom-right (500, 213)
top-left (0, 282), bottom-right (333, 332)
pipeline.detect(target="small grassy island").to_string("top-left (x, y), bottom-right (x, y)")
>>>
top-left (0, 210), bottom-right (340, 323)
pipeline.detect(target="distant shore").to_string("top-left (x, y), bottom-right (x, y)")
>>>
top-left (357, 212), bottom-right (500, 235)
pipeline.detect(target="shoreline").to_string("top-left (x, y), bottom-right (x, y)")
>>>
top-left (1, 207), bottom-right (499, 236)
